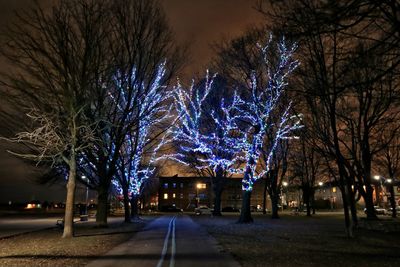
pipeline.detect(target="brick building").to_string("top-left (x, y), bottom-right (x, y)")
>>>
top-left (158, 175), bottom-right (272, 211)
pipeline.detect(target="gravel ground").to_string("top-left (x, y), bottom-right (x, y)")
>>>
top-left (0, 216), bottom-right (150, 267)
top-left (193, 213), bottom-right (400, 267)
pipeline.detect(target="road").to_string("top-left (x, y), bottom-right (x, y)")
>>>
top-left (86, 215), bottom-right (240, 267)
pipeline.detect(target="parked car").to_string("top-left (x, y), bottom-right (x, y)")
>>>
top-left (160, 205), bottom-right (183, 212)
top-left (364, 206), bottom-right (387, 215)
top-left (221, 206), bottom-right (240, 213)
top-left (194, 206), bottom-right (213, 215)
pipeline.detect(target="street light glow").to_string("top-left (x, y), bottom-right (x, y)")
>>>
top-left (374, 175), bottom-right (380, 180)
top-left (282, 181), bottom-right (288, 187)
top-left (387, 178), bottom-right (392, 183)
top-left (318, 182), bottom-right (323, 186)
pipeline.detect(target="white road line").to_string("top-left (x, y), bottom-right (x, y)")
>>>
top-left (169, 217), bottom-right (176, 267)
top-left (157, 216), bottom-right (176, 267)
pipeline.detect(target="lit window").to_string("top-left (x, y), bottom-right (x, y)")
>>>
top-left (173, 193), bottom-right (176, 198)
top-left (173, 183), bottom-right (176, 188)
top-left (196, 183), bottom-right (206, 189)
top-left (332, 187), bottom-right (337, 193)
top-left (163, 193), bottom-right (168, 199)
top-left (164, 183), bottom-right (168, 189)
top-left (180, 193), bottom-right (183, 199)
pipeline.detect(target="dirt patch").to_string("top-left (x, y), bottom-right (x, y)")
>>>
top-left (194, 213), bottom-right (400, 267)
top-left (0, 217), bottom-right (151, 267)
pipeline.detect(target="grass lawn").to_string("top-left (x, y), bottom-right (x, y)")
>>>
top-left (193, 212), bottom-right (400, 267)
top-left (0, 216), bottom-right (150, 267)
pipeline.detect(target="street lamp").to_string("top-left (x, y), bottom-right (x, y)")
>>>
top-left (281, 181), bottom-right (288, 211)
top-left (281, 181), bottom-right (289, 210)
top-left (82, 175), bottom-right (89, 221)
top-left (374, 175), bottom-right (396, 217)
top-left (318, 182), bottom-right (323, 186)
top-left (374, 175), bottom-right (383, 206)
top-left (196, 183), bottom-right (202, 207)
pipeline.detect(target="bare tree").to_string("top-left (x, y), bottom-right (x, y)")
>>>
top-left (289, 127), bottom-right (324, 216)
top-left (258, 0), bottom-right (400, 237)
top-left (0, 0), bottom-right (108, 238)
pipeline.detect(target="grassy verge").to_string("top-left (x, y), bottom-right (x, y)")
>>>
top-left (194, 213), bottom-right (400, 267)
top-left (0, 216), bottom-right (151, 267)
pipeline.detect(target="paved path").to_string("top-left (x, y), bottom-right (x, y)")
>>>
top-left (0, 216), bottom-right (124, 239)
top-left (0, 217), bottom-right (57, 239)
top-left (86, 215), bottom-right (240, 267)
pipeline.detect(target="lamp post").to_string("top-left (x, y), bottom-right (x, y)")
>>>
top-left (373, 175), bottom-right (382, 206)
top-left (196, 183), bottom-right (202, 208)
top-left (375, 175), bottom-right (397, 218)
top-left (82, 175), bottom-right (89, 220)
top-left (281, 181), bottom-right (288, 211)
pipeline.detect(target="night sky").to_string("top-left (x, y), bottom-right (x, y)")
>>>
top-left (0, 0), bottom-right (264, 203)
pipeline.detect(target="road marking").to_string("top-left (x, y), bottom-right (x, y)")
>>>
top-left (170, 216), bottom-right (176, 267)
top-left (157, 216), bottom-right (176, 267)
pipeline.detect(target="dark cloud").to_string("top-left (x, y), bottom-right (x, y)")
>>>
top-left (162, 0), bottom-right (264, 77)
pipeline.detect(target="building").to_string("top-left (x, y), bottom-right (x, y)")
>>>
top-left (158, 175), bottom-right (400, 211)
top-left (158, 175), bottom-right (278, 211)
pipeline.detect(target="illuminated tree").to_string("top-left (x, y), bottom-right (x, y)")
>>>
top-left (76, 0), bottom-right (183, 227)
top-left (227, 36), bottom-right (301, 223)
top-left (164, 72), bottom-right (237, 216)
top-left (110, 62), bottom-right (173, 221)
top-left (166, 36), bottom-right (301, 222)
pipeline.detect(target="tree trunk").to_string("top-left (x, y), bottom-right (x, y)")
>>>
top-left (62, 154), bottom-right (76, 238)
top-left (388, 184), bottom-right (397, 218)
top-left (96, 184), bottom-right (109, 227)
top-left (212, 168), bottom-right (225, 216)
top-left (122, 186), bottom-right (131, 223)
top-left (303, 186), bottom-right (311, 217)
top-left (311, 190), bottom-right (316, 215)
top-left (130, 194), bottom-right (139, 220)
top-left (342, 185), bottom-right (353, 238)
top-left (364, 184), bottom-right (378, 219)
top-left (212, 185), bottom-right (223, 216)
top-left (262, 179), bottom-right (268, 214)
top-left (270, 191), bottom-right (280, 219)
top-left (238, 190), bottom-right (253, 223)
top-left (346, 180), bottom-right (358, 226)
